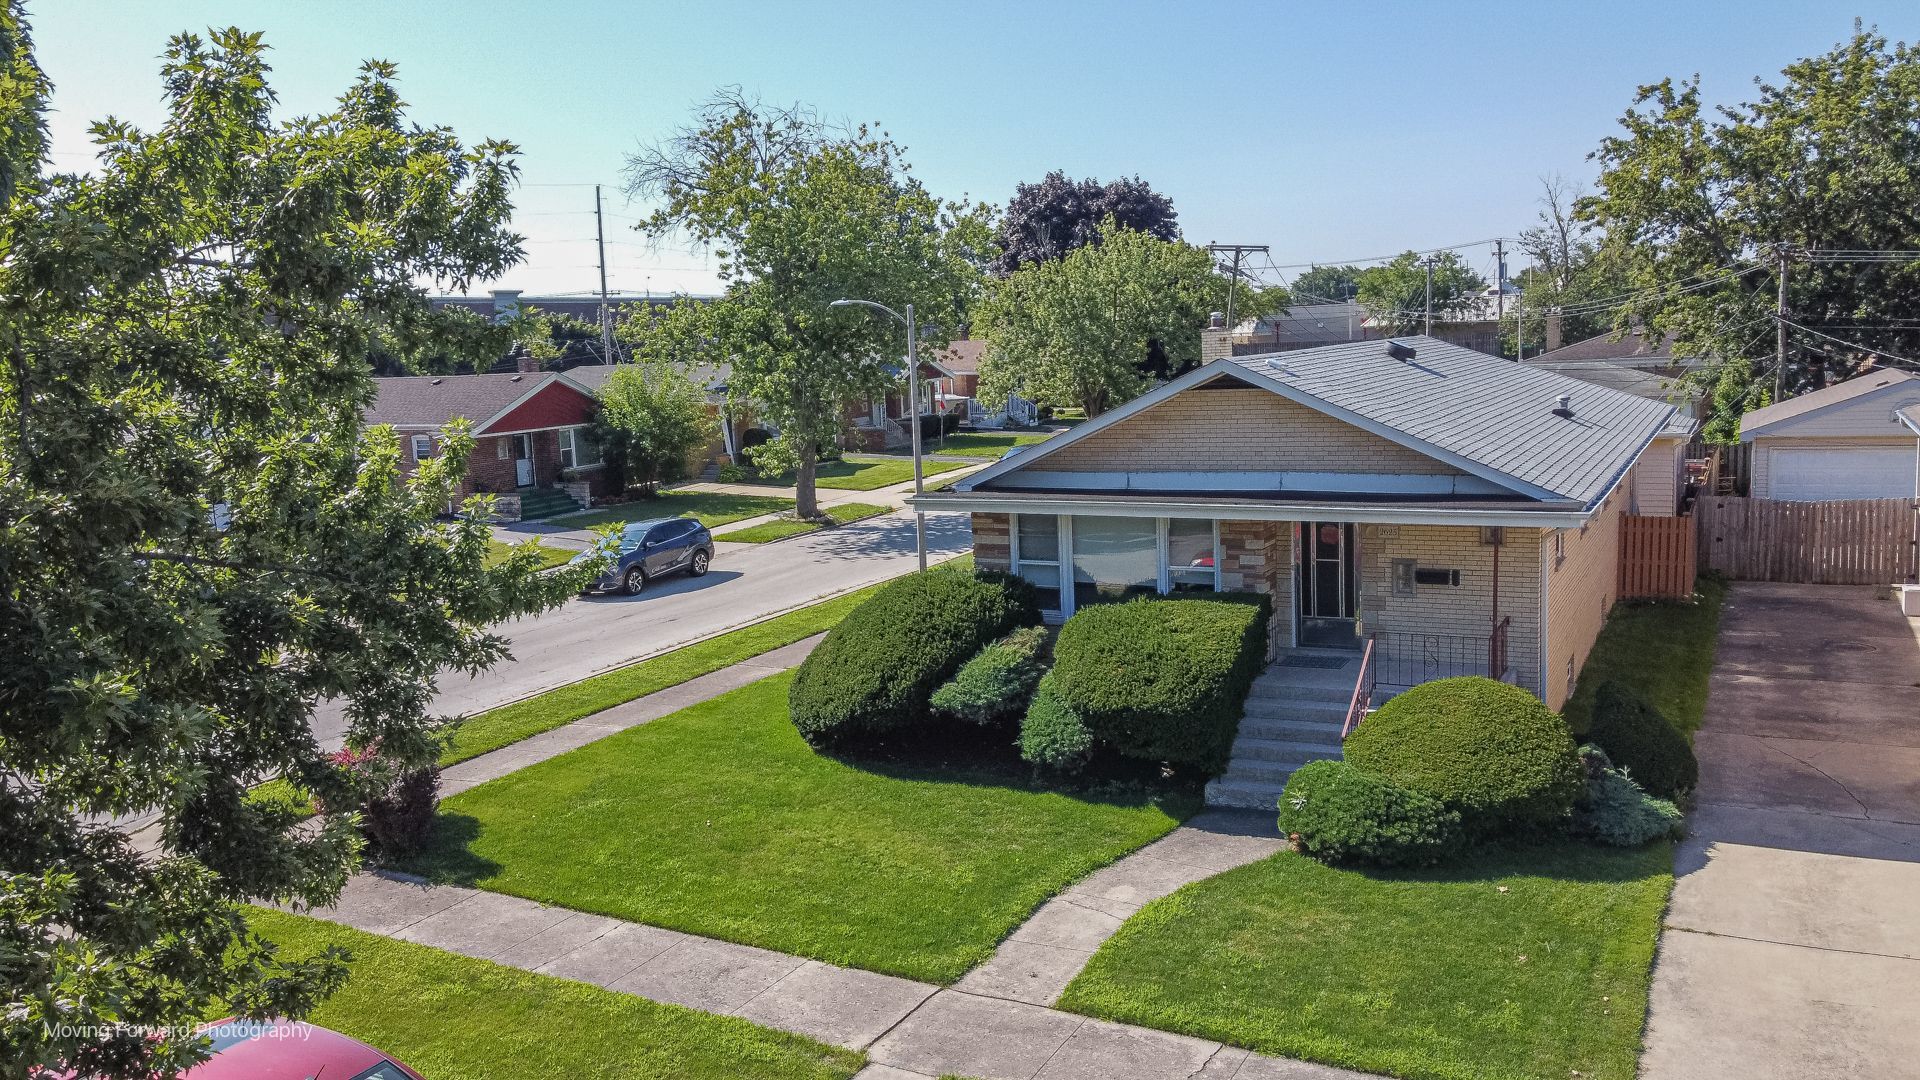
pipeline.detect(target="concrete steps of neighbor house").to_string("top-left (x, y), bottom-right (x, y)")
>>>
top-left (1205, 648), bottom-right (1355, 811)
top-left (514, 488), bottom-right (583, 520)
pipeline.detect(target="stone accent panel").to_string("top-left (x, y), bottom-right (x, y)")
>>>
top-left (972, 513), bottom-right (1011, 572)
top-left (1219, 519), bottom-right (1293, 652)
top-left (1040, 388), bottom-right (1463, 477)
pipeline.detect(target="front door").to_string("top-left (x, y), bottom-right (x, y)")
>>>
top-left (1297, 521), bottom-right (1359, 648)
top-left (513, 433), bottom-right (534, 487)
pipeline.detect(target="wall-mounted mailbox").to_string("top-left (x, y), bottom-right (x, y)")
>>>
top-left (1413, 567), bottom-right (1461, 587)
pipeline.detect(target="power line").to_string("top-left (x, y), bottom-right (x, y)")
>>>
top-left (1777, 316), bottom-right (1920, 370)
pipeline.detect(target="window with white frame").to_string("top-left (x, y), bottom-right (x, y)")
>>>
top-left (558, 426), bottom-right (603, 470)
top-left (1012, 514), bottom-right (1061, 598)
top-left (410, 434), bottom-right (434, 461)
top-left (1166, 519), bottom-right (1220, 593)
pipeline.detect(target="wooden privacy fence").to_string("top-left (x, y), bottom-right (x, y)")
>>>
top-left (1695, 496), bottom-right (1919, 585)
top-left (1619, 514), bottom-right (1698, 599)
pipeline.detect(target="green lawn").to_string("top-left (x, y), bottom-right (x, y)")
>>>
top-left (552, 490), bottom-right (794, 531)
top-left (716, 502), bottom-right (893, 543)
top-left (1563, 576), bottom-right (1727, 737)
top-left (401, 673), bottom-right (1192, 983)
top-left (441, 583), bottom-right (889, 766)
top-left (913, 431), bottom-right (1056, 459)
top-left (743, 455), bottom-right (969, 492)
top-left (1059, 842), bottom-right (1673, 1080)
top-left (248, 909), bottom-right (862, 1080)
top-left (485, 538), bottom-right (577, 571)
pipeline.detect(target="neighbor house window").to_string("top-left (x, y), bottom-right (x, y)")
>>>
top-left (558, 426), bottom-right (603, 470)
top-left (1553, 529), bottom-right (1566, 569)
top-left (1072, 516), bottom-right (1158, 607)
top-left (1012, 514), bottom-right (1061, 598)
top-left (1166, 518), bottom-right (1220, 593)
top-left (410, 434), bottom-right (434, 461)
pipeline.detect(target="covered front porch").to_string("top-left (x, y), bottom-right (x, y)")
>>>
top-left (975, 511), bottom-right (1537, 699)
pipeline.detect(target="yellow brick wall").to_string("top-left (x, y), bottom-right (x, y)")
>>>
top-left (1042, 388), bottom-right (1462, 475)
top-left (1541, 487), bottom-right (1626, 709)
top-left (1356, 523), bottom-right (1545, 699)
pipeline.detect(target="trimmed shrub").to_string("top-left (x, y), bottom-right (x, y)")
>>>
top-left (931, 626), bottom-right (1049, 724)
top-left (1344, 677), bottom-right (1583, 835)
top-left (1048, 595), bottom-right (1271, 774)
top-left (318, 746), bottom-right (440, 859)
top-left (1573, 746), bottom-right (1686, 846)
top-left (1019, 674), bottom-right (1093, 772)
top-left (1588, 682), bottom-right (1698, 800)
top-left (1278, 760), bottom-right (1462, 867)
top-left (790, 570), bottom-right (1041, 746)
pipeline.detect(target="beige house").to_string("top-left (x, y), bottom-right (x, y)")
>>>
top-left (1739, 369), bottom-right (1920, 501)
top-left (917, 336), bottom-right (1693, 717)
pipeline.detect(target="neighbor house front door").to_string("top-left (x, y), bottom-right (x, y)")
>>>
top-left (1297, 521), bottom-right (1358, 648)
top-left (513, 433), bottom-right (534, 487)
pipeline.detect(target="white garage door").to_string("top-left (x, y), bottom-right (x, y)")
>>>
top-left (1769, 447), bottom-right (1915, 501)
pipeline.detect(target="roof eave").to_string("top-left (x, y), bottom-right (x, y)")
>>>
top-left (913, 490), bottom-right (1592, 528)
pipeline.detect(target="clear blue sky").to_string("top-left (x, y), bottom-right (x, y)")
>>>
top-left (28, 1), bottom-right (1918, 297)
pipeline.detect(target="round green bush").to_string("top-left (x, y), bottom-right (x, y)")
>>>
top-left (789, 570), bottom-right (1041, 746)
top-left (1047, 596), bottom-right (1270, 773)
top-left (1278, 760), bottom-right (1461, 866)
top-left (930, 626), bottom-right (1049, 724)
top-left (1343, 676), bottom-right (1583, 834)
top-left (1019, 674), bottom-right (1093, 772)
top-left (1588, 682), bottom-right (1697, 799)
top-left (1572, 747), bottom-right (1686, 846)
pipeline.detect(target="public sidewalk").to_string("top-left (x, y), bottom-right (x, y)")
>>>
top-left (306, 813), bottom-right (1354, 1080)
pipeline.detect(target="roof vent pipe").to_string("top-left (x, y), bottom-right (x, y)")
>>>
top-left (1552, 393), bottom-right (1574, 419)
top-left (1385, 341), bottom-right (1417, 362)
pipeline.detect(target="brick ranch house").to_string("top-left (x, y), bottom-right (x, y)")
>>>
top-left (368, 360), bottom-right (738, 519)
top-left (916, 335), bottom-right (1693, 806)
top-left (917, 334), bottom-right (1694, 711)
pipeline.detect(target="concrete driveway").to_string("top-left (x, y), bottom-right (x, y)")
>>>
top-left (310, 508), bottom-right (970, 748)
top-left (1641, 583), bottom-right (1920, 1080)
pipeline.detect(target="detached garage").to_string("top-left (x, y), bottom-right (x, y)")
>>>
top-left (1741, 370), bottom-right (1920, 501)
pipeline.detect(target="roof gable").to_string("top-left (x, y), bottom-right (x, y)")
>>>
top-left (483, 378), bottom-right (597, 434)
top-left (962, 336), bottom-right (1677, 510)
top-left (367, 371), bottom-right (558, 430)
top-left (1740, 370), bottom-right (1920, 439)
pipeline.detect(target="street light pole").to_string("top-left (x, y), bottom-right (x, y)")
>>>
top-left (830, 298), bottom-right (927, 572)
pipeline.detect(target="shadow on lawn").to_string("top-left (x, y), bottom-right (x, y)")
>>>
top-left (1332, 835), bottom-right (1675, 889)
top-left (395, 812), bottom-right (501, 885)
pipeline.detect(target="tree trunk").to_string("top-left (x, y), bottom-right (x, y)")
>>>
top-left (795, 437), bottom-right (819, 519)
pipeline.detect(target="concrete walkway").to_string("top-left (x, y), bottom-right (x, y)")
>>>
top-left (956, 811), bottom-right (1286, 1006)
top-left (308, 848), bottom-right (1359, 1080)
top-left (1641, 583), bottom-right (1920, 1080)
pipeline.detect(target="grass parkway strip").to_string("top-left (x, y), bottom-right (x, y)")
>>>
top-left (550, 489), bottom-right (794, 530)
top-left (248, 908), bottom-right (863, 1080)
top-left (715, 501), bottom-right (893, 543)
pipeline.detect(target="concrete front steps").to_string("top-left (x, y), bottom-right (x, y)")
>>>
top-left (1204, 650), bottom-right (1357, 811)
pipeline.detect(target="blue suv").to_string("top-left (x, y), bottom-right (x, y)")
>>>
top-left (574, 516), bottom-right (714, 596)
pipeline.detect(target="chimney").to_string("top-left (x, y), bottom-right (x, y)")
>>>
top-left (1201, 311), bottom-right (1233, 364)
top-left (512, 344), bottom-right (541, 374)
top-left (490, 289), bottom-right (524, 324)
top-left (1544, 310), bottom-right (1563, 353)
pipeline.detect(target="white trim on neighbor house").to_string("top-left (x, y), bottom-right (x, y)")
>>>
top-left (557, 424), bottom-right (606, 471)
top-left (955, 361), bottom-right (1562, 503)
top-left (1739, 373), bottom-right (1920, 440)
top-left (922, 490), bottom-right (1594, 528)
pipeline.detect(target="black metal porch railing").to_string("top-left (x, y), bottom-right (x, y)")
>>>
top-left (1371, 624), bottom-right (1508, 691)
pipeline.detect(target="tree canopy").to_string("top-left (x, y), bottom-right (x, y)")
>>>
top-left (1578, 25), bottom-right (1920, 438)
top-left (0, 16), bottom-right (585, 1076)
top-left (1355, 251), bottom-right (1487, 334)
top-left (975, 221), bottom-right (1223, 417)
top-left (590, 362), bottom-right (718, 492)
top-left (1287, 264), bottom-right (1364, 304)
top-left (624, 92), bottom-right (990, 517)
top-left (991, 171), bottom-right (1178, 275)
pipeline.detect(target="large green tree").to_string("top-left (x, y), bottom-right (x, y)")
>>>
top-left (624, 92), bottom-right (991, 518)
top-left (0, 18), bottom-right (587, 1076)
top-left (1579, 26), bottom-right (1920, 438)
top-left (974, 221), bottom-right (1224, 417)
top-left (590, 362), bottom-right (718, 492)
top-left (1287, 264), bottom-right (1363, 304)
top-left (1355, 251), bottom-right (1487, 335)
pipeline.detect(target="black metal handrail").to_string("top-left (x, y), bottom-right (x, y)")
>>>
top-left (1371, 628), bottom-right (1504, 690)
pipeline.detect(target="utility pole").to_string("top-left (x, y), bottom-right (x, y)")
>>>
top-left (1514, 288), bottom-right (1525, 362)
top-left (1774, 244), bottom-right (1791, 401)
top-left (595, 184), bottom-right (615, 363)
top-left (1423, 255), bottom-right (1436, 336)
top-left (1493, 239), bottom-right (1506, 351)
top-left (1207, 242), bottom-right (1269, 332)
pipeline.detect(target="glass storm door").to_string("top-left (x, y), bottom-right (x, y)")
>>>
top-left (513, 433), bottom-right (535, 487)
top-left (1297, 521), bottom-right (1358, 648)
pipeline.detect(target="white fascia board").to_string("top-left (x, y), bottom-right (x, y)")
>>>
top-left (989, 469), bottom-right (1514, 496)
top-left (954, 361), bottom-right (1238, 492)
top-left (1899, 408), bottom-right (1920, 436)
top-left (913, 491), bottom-right (1591, 528)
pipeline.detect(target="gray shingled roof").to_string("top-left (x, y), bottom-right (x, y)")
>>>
top-left (561, 362), bottom-right (731, 396)
top-left (1529, 328), bottom-right (1697, 366)
top-left (1223, 336), bottom-right (1678, 507)
top-left (365, 371), bottom-right (553, 429)
top-left (1739, 369), bottom-right (1916, 437)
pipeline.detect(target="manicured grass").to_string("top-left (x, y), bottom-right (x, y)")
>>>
top-left (553, 490), bottom-right (794, 530)
top-left (1563, 576), bottom-right (1727, 737)
top-left (716, 502), bottom-right (893, 543)
top-left (401, 673), bottom-right (1193, 983)
top-left (1059, 842), bottom-right (1673, 1080)
top-left (248, 909), bottom-right (863, 1080)
top-left (245, 776), bottom-right (316, 821)
top-left (440, 583), bottom-right (889, 766)
top-left (911, 431), bottom-right (1056, 459)
top-left (742, 455), bottom-right (969, 492)
top-left (485, 538), bottom-right (577, 571)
